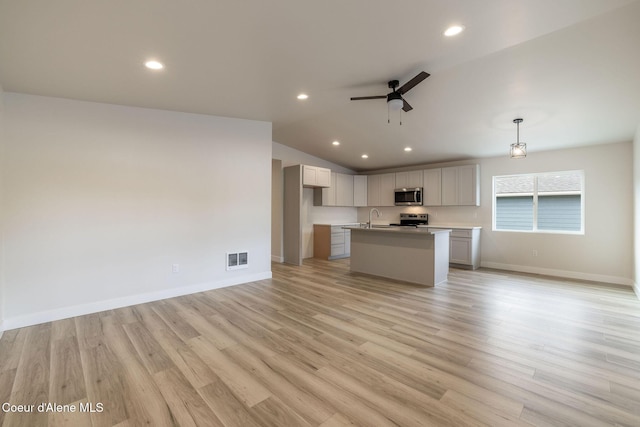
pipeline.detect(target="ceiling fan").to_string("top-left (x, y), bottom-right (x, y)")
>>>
top-left (350, 71), bottom-right (430, 112)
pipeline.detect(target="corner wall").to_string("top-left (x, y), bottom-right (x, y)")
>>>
top-left (2, 93), bottom-right (273, 329)
top-left (0, 86), bottom-right (5, 337)
top-left (634, 124), bottom-right (640, 298)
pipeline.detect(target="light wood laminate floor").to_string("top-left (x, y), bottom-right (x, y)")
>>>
top-left (1, 259), bottom-right (640, 426)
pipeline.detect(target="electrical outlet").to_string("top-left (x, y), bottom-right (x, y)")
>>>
top-left (172, 263), bottom-right (180, 273)
top-left (532, 250), bottom-right (538, 257)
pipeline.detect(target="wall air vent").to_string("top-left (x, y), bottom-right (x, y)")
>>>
top-left (226, 251), bottom-right (248, 271)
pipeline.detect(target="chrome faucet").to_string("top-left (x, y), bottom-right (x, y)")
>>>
top-left (368, 208), bottom-right (381, 228)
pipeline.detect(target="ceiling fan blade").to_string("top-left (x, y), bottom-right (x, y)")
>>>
top-left (350, 95), bottom-right (387, 101)
top-left (402, 99), bottom-right (413, 112)
top-left (398, 71), bottom-right (430, 95)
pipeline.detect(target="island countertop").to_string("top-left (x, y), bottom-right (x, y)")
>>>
top-left (343, 225), bottom-right (452, 236)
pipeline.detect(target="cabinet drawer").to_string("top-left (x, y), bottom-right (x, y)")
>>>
top-left (331, 226), bottom-right (345, 233)
top-left (450, 229), bottom-right (472, 238)
top-left (331, 243), bottom-right (345, 256)
top-left (331, 232), bottom-right (345, 244)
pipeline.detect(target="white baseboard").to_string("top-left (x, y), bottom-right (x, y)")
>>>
top-left (480, 261), bottom-right (634, 287)
top-left (271, 255), bottom-right (284, 263)
top-left (2, 271), bottom-right (272, 331)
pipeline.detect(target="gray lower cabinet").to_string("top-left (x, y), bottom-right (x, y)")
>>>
top-left (430, 226), bottom-right (481, 269)
top-left (314, 224), bottom-right (354, 260)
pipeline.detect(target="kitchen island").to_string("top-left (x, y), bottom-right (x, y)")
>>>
top-left (346, 226), bottom-right (451, 286)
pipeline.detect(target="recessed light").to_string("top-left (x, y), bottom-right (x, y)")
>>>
top-left (332, 140), bottom-right (340, 146)
top-left (297, 93), bottom-right (309, 100)
top-left (404, 147), bottom-right (412, 152)
top-left (144, 60), bottom-right (164, 70)
top-left (361, 154), bottom-right (369, 159)
top-left (444, 25), bottom-right (464, 37)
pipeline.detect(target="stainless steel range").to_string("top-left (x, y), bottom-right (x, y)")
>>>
top-left (390, 213), bottom-right (428, 227)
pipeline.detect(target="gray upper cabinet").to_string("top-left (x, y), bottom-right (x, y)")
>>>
top-left (422, 168), bottom-right (442, 206)
top-left (441, 165), bottom-right (480, 206)
top-left (315, 172), bottom-right (355, 207)
top-left (395, 170), bottom-right (423, 188)
top-left (367, 173), bottom-right (395, 207)
top-left (302, 165), bottom-right (331, 188)
top-left (336, 173), bottom-right (354, 207)
top-left (353, 175), bottom-right (368, 207)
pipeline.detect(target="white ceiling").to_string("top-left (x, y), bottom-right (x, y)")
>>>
top-left (1, 0), bottom-right (639, 171)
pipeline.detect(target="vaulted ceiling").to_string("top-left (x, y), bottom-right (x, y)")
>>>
top-left (1, 0), bottom-right (639, 170)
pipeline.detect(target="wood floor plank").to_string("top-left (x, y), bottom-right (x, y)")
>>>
top-left (4, 324), bottom-right (51, 427)
top-left (48, 335), bottom-right (86, 405)
top-left (0, 368), bottom-right (17, 426)
top-left (196, 375), bottom-right (262, 427)
top-left (149, 326), bottom-right (218, 390)
top-left (316, 365), bottom-right (486, 427)
top-left (153, 367), bottom-right (222, 427)
top-left (77, 333), bottom-right (129, 427)
top-left (46, 399), bottom-right (92, 427)
top-left (249, 396), bottom-right (313, 427)
top-left (0, 328), bottom-right (28, 372)
top-left (222, 343), bottom-right (335, 425)
top-left (121, 321), bottom-right (174, 375)
top-left (188, 335), bottom-right (272, 407)
top-left (263, 353), bottom-right (399, 427)
top-left (100, 316), bottom-right (176, 427)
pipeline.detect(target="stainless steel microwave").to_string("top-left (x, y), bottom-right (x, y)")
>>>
top-left (394, 187), bottom-right (423, 206)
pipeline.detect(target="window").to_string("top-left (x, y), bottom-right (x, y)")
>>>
top-left (493, 171), bottom-right (584, 233)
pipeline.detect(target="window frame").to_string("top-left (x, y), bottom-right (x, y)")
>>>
top-left (492, 170), bottom-right (585, 235)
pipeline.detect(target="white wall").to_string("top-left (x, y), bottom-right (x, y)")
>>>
top-left (272, 142), bottom-right (358, 259)
top-left (359, 142), bottom-right (633, 285)
top-left (2, 93), bottom-right (272, 329)
top-left (633, 124), bottom-right (640, 298)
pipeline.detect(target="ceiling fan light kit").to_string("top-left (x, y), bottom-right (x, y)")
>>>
top-left (350, 71), bottom-right (430, 117)
top-left (510, 118), bottom-right (527, 159)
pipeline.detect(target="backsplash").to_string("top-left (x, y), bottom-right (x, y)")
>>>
top-left (356, 205), bottom-right (482, 226)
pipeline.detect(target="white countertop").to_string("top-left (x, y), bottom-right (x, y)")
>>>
top-left (420, 225), bottom-right (482, 230)
top-left (314, 223), bottom-right (360, 227)
top-left (343, 225), bottom-right (452, 236)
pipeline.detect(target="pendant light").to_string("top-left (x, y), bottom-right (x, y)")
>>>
top-left (510, 118), bottom-right (527, 159)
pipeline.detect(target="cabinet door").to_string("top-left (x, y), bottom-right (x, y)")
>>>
top-left (344, 230), bottom-right (351, 255)
top-left (441, 167), bottom-right (458, 205)
top-left (408, 170), bottom-right (424, 188)
top-left (423, 169), bottom-right (442, 206)
top-left (353, 175), bottom-right (368, 207)
top-left (395, 171), bottom-right (423, 188)
top-left (320, 172), bottom-right (337, 206)
top-left (336, 173), bottom-right (354, 206)
top-left (367, 175), bottom-right (380, 207)
top-left (457, 164), bottom-right (479, 206)
top-left (316, 167), bottom-right (332, 187)
top-left (302, 165), bottom-right (317, 186)
top-left (395, 172), bottom-right (408, 188)
top-left (450, 237), bottom-right (472, 265)
top-left (379, 173), bottom-right (396, 206)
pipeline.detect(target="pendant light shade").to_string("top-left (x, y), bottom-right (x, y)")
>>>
top-left (510, 118), bottom-right (527, 159)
